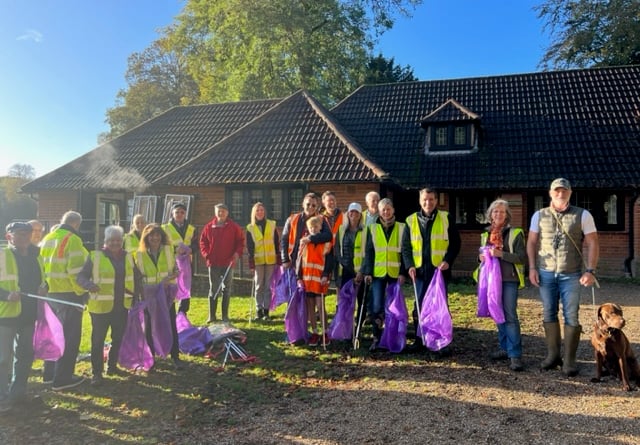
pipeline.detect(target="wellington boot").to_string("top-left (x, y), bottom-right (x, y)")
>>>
top-left (562, 324), bottom-right (582, 377)
top-left (206, 297), bottom-right (218, 324)
top-left (541, 321), bottom-right (563, 370)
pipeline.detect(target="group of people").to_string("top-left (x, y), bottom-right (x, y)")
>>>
top-left (0, 177), bottom-right (599, 411)
top-left (282, 179), bottom-right (599, 379)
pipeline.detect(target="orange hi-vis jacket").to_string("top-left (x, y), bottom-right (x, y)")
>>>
top-left (299, 241), bottom-right (332, 295)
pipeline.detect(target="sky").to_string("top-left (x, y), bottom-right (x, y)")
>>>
top-left (0, 0), bottom-right (548, 178)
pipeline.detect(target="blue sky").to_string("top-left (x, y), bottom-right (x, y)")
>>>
top-left (0, 0), bottom-right (547, 177)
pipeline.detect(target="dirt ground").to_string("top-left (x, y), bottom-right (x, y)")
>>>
top-left (2, 281), bottom-right (639, 445)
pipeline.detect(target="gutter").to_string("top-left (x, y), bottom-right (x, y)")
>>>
top-left (624, 191), bottom-right (639, 277)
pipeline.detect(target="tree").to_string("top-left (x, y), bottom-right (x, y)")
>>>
top-left (7, 163), bottom-right (36, 180)
top-left (536, 0), bottom-right (640, 69)
top-left (105, 0), bottom-right (422, 135)
top-left (364, 54), bottom-right (417, 84)
top-left (105, 38), bottom-right (199, 139)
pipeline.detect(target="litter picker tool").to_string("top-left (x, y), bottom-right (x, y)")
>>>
top-left (412, 277), bottom-right (423, 341)
top-left (20, 292), bottom-right (85, 309)
top-left (320, 291), bottom-right (327, 351)
top-left (353, 280), bottom-right (368, 350)
top-left (212, 261), bottom-right (234, 302)
top-left (248, 278), bottom-right (256, 326)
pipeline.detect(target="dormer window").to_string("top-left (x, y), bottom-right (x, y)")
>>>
top-left (420, 99), bottom-right (479, 153)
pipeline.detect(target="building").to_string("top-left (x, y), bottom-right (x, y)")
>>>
top-left (21, 65), bottom-right (640, 277)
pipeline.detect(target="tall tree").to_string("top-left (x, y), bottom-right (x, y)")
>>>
top-left (105, 38), bottom-right (199, 139)
top-left (106, 0), bottom-right (422, 135)
top-left (536, 0), bottom-right (640, 69)
top-left (364, 54), bottom-right (417, 84)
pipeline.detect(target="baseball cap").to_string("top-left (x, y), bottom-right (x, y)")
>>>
top-left (215, 203), bottom-right (229, 211)
top-left (6, 222), bottom-right (33, 233)
top-left (550, 178), bottom-right (572, 190)
top-left (347, 202), bottom-right (362, 213)
top-left (171, 202), bottom-right (187, 211)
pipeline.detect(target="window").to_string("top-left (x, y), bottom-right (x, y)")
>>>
top-left (227, 186), bottom-right (306, 225)
top-left (131, 195), bottom-right (157, 223)
top-left (452, 193), bottom-right (493, 227)
top-left (528, 192), bottom-right (624, 231)
top-left (454, 126), bottom-right (467, 145)
top-left (427, 124), bottom-right (473, 152)
top-left (162, 194), bottom-right (193, 223)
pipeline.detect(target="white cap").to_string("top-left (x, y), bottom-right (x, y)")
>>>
top-left (347, 202), bottom-right (362, 213)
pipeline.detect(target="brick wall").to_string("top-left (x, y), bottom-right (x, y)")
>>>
top-left (36, 191), bottom-right (80, 230)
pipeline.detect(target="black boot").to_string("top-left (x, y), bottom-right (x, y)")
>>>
top-left (207, 297), bottom-right (217, 324)
top-left (253, 308), bottom-right (264, 321)
top-left (262, 309), bottom-right (269, 320)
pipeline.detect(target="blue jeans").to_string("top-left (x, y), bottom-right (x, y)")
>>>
top-left (368, 277), bottom-right (396, 338)
top-left (496, 281), bottom-right (522, 358)
top-left (9, 322), bottom-right (35, 399)
top-left (538, 270), bottom-right (581, 327)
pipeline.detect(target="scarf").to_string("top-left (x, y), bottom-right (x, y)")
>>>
top-left (488, 223), bottom-right (504, 250)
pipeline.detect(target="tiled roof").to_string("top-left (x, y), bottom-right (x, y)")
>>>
top-left (421, 98), bottom-right (480, 123)
top-left (156, 91), bottom-right (387, 186)
top-left (21, 99), bottom-right (281, 192)
top-left (331, 65), bottom-right (640, 190)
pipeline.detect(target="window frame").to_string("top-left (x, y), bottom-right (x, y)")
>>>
top-left (226, 185), bottom-right (307, 226)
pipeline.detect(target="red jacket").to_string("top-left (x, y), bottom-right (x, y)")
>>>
top-left (199, 217), bottom-right (245, 267)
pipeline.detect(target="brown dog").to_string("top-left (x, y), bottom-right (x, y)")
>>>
top-left (590, 303), bottom-right (640, 391)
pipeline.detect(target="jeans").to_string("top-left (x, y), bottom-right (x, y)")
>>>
top-left (368, 277), bottom-right (396, 338)
top-left (538, 270), bottom-right (581, 327)
top-left (496, 281), bottom-right (522, 358)
top-left (42, 293), bottom-right (84, 385)
top-left (9, 321), bottom-right (35, 399)
top-left (90, 308), bottom-right (128, 377)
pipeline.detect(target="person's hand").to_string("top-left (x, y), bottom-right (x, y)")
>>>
top-left (355, 272), bottom-right (363, 285)
top-left (489, 248), bottom-right (503, 258)
top-left (397, 275), bottom-right (405, 286)
top-left (438, 261), bottom-right (450, 271)
top-left (89, 284), bottom-right (100, 293)
top-left (529, 269), bottom-right (540, 287)
top-left (8, 291), bottom-right (21, 302)
top-left (37, 283), bottom-right (48, 296)
top-left (320, 276), bottom-right (328, 286)
top-left (408, 267), bottom-right (416, 282)
top-left (300, 236), bottom-right (310, 247)
top-left (297, 279), bottom-right (304, 288)
top-left (580, 272), bottom-right (597, 287)
top-left (365, 275), bottom-right (372, 285)
top-left (282, 261), bottom-right (292, 269)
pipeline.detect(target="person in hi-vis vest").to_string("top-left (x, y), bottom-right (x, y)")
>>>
top-left (478, 199), bottom-right (526, 372)
top-left (77, 225), bottom-right (135, 384)
top-left (362, 198), bottom-right (406, 352)
top-left (402, 188), bottom-right (460, 354)
top-left (246, 202), bottom-right (280, 321)
top-left (162, 202), bottom-right (197, 314)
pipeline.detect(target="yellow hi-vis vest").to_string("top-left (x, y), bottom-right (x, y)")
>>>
top-left (0, 247), bottom-right (21, 318)
top-left (87, 251), bottom-right (135, 313)
top-left (162, 223), bottom-right (195, 250)
top-left (406, 211), bottom-right (449, 268)
top-left (123, 232), bottom-right (140, 253)
top-left (371, 222), bottom-right (405, 278)
top-left (41, 228), bottom-right (88, 295)
top-left (337, 225), bottom-right (364, 275)
top-left (246, 220), bottom-right (277, 265)
top-left (134, 246), bottom-right (175, 284)
top-left (473, 228), bottom-right (526, 289)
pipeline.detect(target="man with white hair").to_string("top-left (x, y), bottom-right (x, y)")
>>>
top-left (40, 211), bottom-right (88, 390)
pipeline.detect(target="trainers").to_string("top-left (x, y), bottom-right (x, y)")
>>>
top-left (510, 357), bottom-right (524, 372)
top-left (308, 333), bottom-right (320, 346)
top-left (52, 375), bottom-right (85, 391)
top-left (490, 349), bottom-right (509, 361)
